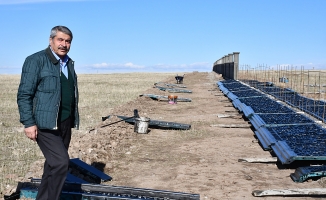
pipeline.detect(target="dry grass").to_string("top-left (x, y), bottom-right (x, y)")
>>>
top-left (0, 72), bottom-right (174, 194)
top-left (77, 73), bottom-right (176, 132)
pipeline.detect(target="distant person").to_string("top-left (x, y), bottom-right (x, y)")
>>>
top-left (17, 25), bottom-right (79, 200)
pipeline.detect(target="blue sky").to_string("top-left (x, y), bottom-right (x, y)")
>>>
top-left (0, 0), bottom-right (325, 74)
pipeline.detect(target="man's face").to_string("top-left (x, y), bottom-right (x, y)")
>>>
top-left (49, 31), bottom-right (72, 59)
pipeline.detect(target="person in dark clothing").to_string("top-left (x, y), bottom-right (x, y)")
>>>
top-left (17, 25), bottom-right (79, 200)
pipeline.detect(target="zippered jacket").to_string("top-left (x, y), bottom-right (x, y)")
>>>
top-left (17, 46), bottom-right (79, 130)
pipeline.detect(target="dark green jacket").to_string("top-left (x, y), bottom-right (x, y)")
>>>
top-left (17, 46), bottom-right (79, 130)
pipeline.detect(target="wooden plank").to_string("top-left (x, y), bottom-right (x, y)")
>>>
top-left (252, 188), bottom-right (326, 197)
top-left (210, 124), bottom-right (251, 128)
top-left (225, 110), bottom-right (239, 113)
top-left (218, 100), bottom-right (231, 102)
top-left (217, 114), bottom-right (240, 118)
top-left (238, 157), bottom-right (277, 163)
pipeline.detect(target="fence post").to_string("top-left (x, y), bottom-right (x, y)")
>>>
top-left (228, 53), bottom-right (233, 79)
top-left (222, 55), bottom-right (226, 78)
top-left (233, 52), bottom-right (240, 80)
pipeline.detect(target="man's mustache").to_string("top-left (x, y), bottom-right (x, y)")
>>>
top-left (58, 46), bottom-right (67, 50)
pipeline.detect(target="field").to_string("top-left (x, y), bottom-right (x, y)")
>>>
top-left (0, 72), bottom-right (174, 196)
top-left (1, 71), bottom-right (326, 199)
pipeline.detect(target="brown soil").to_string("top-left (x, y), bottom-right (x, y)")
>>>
top-left (28, 72), bottom-right (326, 199)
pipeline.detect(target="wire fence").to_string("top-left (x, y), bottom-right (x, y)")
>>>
top-left (237, 64), bottom-right (326, 122)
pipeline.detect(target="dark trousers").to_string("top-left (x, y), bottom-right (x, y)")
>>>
top-left (36, 117), bottom-right (72, 200)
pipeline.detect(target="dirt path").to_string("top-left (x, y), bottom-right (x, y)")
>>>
top-left (70, 72), bottom-right (324, 199)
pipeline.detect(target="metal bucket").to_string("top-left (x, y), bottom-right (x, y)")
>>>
top-left (134, 117), bottom-right (150, 134)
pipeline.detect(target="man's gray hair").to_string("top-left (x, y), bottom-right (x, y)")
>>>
top-left (50, 26), bottom-right (73, 40)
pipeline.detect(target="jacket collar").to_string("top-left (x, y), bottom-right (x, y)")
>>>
top-left (45, 46), bottom-right (60, 65)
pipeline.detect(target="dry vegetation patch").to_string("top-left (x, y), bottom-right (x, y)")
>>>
top-left (0, 72), bottom-right (174, 196)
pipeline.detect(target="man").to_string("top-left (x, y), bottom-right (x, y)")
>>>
top-left (17, 25), bottom-right (79, 200)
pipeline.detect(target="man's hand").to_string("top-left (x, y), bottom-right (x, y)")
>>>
top-left (24, 125), bottom-right (38, 141)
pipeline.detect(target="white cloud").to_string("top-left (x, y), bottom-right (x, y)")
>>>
top-left (124, 62), bottom-right (144, 69)
top-left (0, 65), bottom-right (21, 74)
top-left (86, 62), bottom-right (145, 70)
top-left (79, 62), bottom-right (212, 74)
top-left (91, 63), bottom-right (110, 68)
top-left (0, 61), bottom-right (226, 74)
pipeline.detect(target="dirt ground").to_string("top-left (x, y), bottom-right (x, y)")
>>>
top-left (26, 72), bottom-right (326, 199)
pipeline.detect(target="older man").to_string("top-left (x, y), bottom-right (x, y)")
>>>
top-left (17, 25), bottom-right (79, 200)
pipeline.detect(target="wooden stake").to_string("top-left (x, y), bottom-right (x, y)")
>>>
top-left (238, 157), bottom-right (277, 163)
top-left (252, 188), bottom-right (326, 197)
top-left (210, 124), bottom-right (251, 128)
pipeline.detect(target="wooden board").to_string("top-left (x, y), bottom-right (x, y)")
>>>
top-left (210, 124), bottom-right (251, 128)
top-left (217, 114), bottom-right (241, 118)
top-left (252, 188), bottom-right (326, 197)
top-left (238, 157), bottom-right (277, 163)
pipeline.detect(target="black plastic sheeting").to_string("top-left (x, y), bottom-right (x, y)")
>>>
top-left (218, 79), bottom-right (326, 164)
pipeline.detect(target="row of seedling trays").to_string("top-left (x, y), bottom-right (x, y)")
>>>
top-left (218, 80), bottom-right (326, 165)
